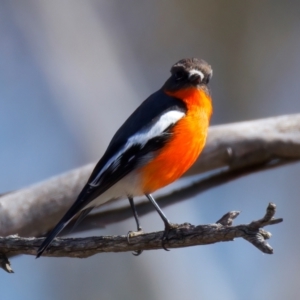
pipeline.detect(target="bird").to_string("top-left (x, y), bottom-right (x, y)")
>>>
top-left (36, 58), bottom-right (213, 258)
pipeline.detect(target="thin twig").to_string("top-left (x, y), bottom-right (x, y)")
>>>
top-left (0, 253), bottom-right (14, 273)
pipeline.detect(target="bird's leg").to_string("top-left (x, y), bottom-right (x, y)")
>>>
top-left (127, 196), bottom-right (143, 256)
top-left (128, 196), bottom-right (142, 232)
top-left (145, 193), bottom-right (174, 251)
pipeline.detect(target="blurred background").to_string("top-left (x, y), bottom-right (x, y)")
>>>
top-left (1, 1), bottom-right (300, 299)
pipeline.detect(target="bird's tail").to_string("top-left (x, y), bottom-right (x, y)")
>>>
top-left (36, 184), bottom-right (96, 258)
top-left (36, 204), bottom-right (87, 258)
top-left (36, 219), bottom-right (69, 258)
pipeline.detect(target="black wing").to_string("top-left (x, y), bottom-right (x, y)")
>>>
top-left (88, 88), bottom-right (186, 182)
top-left (36, 89), bottom-right (186, 257)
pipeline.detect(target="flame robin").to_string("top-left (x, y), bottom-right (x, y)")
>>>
top-left (37, 58), bottom-right (213, 257)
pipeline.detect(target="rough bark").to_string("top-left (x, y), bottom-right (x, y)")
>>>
top-left (0, 203), bottom-right (282, 272)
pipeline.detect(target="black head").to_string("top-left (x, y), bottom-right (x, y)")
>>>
top-left (163, 58), bottom-right (212, 92)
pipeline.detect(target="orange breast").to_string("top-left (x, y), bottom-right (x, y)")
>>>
top-left (139, 88), bottom-right (212, 193)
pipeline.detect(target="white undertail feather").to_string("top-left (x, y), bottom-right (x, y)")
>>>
top-left (85, 171), bottom-right (143, 209)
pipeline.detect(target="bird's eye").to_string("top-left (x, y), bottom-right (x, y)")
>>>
top-left (174, 71), bottom-right (185, 81)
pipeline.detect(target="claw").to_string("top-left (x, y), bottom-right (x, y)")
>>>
top-left (132, 250), bottom-right (143, 256)
top-left (162, 239), bottom-right (170, 251)
top-left (161, 221), bottom-right (174, 251)
top-left (127, 230), bottom-right (133, 244)
top-left (127, 229), bottom-right (143, 256)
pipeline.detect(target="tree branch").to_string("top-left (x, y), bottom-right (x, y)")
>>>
top-left (0, 114), bottom-right (298, 237)
top-left (0, 203), bottom-right (282, 264)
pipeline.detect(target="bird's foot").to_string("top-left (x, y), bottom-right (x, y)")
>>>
top-left (127, 228), bottom-right (144, 256)
top-left (161, 222), bottom-right (178, 251)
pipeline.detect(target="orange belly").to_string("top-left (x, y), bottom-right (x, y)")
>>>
top-left (140, 88), bottom-right (212, 193)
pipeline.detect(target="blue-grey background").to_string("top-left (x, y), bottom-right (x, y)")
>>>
top-left (1, 1), bottom-right (300, 299)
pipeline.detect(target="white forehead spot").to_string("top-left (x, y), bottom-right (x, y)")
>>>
top-left (188, 69), bottom-right (204, 81)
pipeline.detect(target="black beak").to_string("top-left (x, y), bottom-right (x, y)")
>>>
top-left (189, 73), bottom-right (201, 84)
